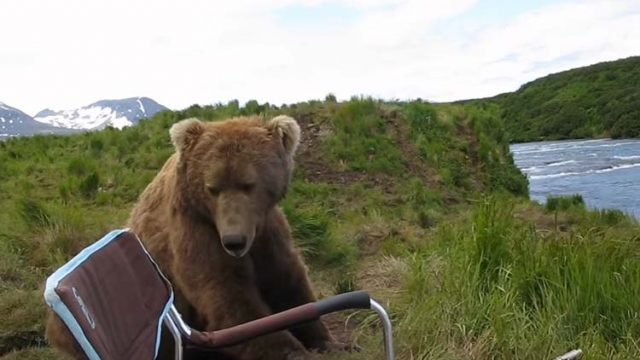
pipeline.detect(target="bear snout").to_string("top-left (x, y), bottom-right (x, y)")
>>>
top-left (221, 234), bottom-right (249, 257)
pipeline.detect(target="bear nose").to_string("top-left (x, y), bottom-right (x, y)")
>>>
top-left (221, 234), bottom-right (247, 257)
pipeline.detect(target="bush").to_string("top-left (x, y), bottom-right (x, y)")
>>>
top-left (546, 194), bottom-right (585, 212)
top-left (595, 208), bottom-right (629, 226)
top-left (324, 93), bottom-right (337, 103)
top-left (79, 172), bottom-right (100, 199)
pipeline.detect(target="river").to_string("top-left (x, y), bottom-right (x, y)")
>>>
top-left (510, 138), bottom-right (640, 218)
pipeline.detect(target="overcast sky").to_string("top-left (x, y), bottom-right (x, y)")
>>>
top-left (1, 0), bottom-right (639, 115)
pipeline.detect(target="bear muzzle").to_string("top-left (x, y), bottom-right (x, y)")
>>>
top-left (221, 234), bottom-right (249, 258)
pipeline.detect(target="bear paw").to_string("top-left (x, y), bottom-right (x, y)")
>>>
top-left (285, 349), bottom-right (312, 360)
top-left (315, 340), bottom-right (361, 353)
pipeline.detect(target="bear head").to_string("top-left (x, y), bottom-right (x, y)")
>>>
top-left (169, 115), bottom-right (301, 258)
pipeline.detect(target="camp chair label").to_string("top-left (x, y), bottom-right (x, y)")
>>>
top-left (72, 286), bottom-right (96, 330)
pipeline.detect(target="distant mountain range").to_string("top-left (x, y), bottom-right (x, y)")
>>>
top-left (0, 102), bottom-right (74, 138)
top-left (0, 97), bottom-right (167, 139)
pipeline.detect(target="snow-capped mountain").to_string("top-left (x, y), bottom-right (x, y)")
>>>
top-left (34, 97), bottom-right (167, 130)
top-left (0, 101), bottom-right (72, 139)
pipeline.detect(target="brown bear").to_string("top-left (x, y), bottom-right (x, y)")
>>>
top-left (45, 115), bottom-right (341, 360)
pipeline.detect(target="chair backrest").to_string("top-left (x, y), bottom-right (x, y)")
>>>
top-left (44, 229), bottom-right (174, 360)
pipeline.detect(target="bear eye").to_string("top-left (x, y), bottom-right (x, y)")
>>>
top-left (208, 186), bottom-right (221, 196)
top-left (239, 183), bottom-right (255, 192)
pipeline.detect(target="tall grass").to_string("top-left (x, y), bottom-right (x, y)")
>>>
top-left (404, 102), bottom-right (474, 190)
top-left (326, 98), bottom-right (405, 174)
top-left (281, 180), bottom-right (357, 267)
top-left (546, 194), bottom-right (585, 212)
top-left (386, 195), bottom-right (640, 359)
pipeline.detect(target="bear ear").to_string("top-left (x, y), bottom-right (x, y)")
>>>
top-left (267, 115), bottom-right (301, 156)
top-left (170, 118), bottom-right (204, 152)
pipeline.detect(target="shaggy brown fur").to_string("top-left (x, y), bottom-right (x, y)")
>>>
top-left (46, 116), bottom-right (340, 360)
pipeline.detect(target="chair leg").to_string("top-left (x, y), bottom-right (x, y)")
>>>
top-left (163, 316), bottom-right (183, 360)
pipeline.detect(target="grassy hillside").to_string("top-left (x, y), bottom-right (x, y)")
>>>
top-left (1, 98), bottom-right (639, 359)
top-left (482, 56), bottom-right (640, 142)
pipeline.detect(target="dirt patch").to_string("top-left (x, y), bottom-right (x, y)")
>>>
top-left (356, 257), bottom-right (408, 299)
top-left (456, 119), bottom-right (484, 192)
top-left (322, 312), bottom-right (359, 347)
top-left (294, 106), bottom-right (445, 198)
top-left (381, 107), bottom-right (440, 189)
top-left (513, 204), bottom-right (574, 234)
top-left (294, 111), bottom-right (398, 194)
top-left (356, 227), bottom-right (394, 257)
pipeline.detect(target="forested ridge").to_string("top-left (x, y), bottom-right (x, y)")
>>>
top-left (471, 56), bottom-right (640, 142)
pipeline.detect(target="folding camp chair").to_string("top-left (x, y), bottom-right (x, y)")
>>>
top-left (44, 229), bottom-right (394, 360)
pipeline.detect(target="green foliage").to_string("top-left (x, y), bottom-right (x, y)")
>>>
top-left (400, 101), bottom-right (528, 196)
top-left (67, 156), bottom-right (96, 177)
top-left (546, 194), bottom-right (585, 212)
top-left (404, 101), bottom-right (439, 134)
top-left (466, 103), bottom-right (529, 196)
top-left (325, 93), bottom-right (338, 103)
top-left (17, 200), bottom-right (53, 229)
top-left (282, 181), bottom-right (357, 267)
top-left (79, 172), bottom-right (100, 199)
top-left (391, 195), bottom-right (640, 359)
top-left (611, 112), bottom-right (640, 138)
top-left (592, 208), bottom-right (629, 226)
top-left (241, 99), bottom-right (267, 115)
top-left (404, 102), bottom-right (474, 189)
top-left (326, 98), bottom-right (405, 174)
top-left (401, 177), bottom-right (443, 228)
top-left (482, 56), bottom-right (640, 141)
top-left (469, 197), bottom-right (513, 292)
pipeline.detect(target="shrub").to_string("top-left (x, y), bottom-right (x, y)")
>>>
top-left (324, 93), bottom-right (337, 103)
top-left (79, 172), bottom-right (100, 199)
top-left (545, 194), bottom-right (585, 212)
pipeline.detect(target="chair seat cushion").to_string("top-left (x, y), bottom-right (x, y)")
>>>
top-left (44, 229), bottom-right (174, 360)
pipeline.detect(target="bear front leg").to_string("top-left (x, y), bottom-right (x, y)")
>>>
top-left (170, 231), bottom-right (309, 360)
top-left (252, 211), bottom-right (339, 352)
top-left (255, 247), bottom-right (338, 352)
top-left (45, 311), bottom-right (87, 360)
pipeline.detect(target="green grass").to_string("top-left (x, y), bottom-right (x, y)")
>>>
top-left (405, 102), bottom-right (473, 189)
top-left (282, 181), bottom-right (358, 267)
top-left (326, 196), bottom-right (640, 360)
top-left (0, 348), bottom-right (64, 360)
top-left (326, 98), bottom-right (405, 174)
top-left (546, 194), bottom-right (585, 212)
top-left (1, 97), bottom-right (638, 359)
